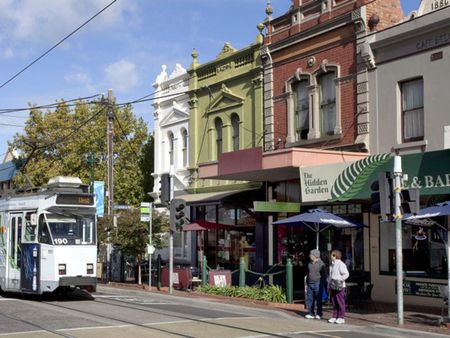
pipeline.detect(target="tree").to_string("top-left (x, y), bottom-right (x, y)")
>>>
top-left (140, 134), bottom-right (154, 202)
top-left (111, 209), bottom-right (169, 284)
top-left (10, 99), bottom-right (148, 207)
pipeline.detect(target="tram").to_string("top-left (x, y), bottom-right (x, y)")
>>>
top-left (0, 176), bottom-right (97, 294)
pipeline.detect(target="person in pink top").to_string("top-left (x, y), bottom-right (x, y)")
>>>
top-left (328, 249), bottom-right (349, 324)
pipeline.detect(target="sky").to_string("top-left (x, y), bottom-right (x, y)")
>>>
top-left (0, 0), bottom-right (421, 159)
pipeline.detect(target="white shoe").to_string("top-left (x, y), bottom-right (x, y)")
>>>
top-left (305, 314), bottom-right (315, 319)
top-left (315, 315), bottom-right (321, 320)
top-left (335, 318), bottom-right (345, 324)
top-left (328, 318), bottom-right (337, 323)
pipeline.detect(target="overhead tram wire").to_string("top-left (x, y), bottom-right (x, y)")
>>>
top-left (0, 123), bottom-right (25, 127)
top-left (0, 0), bottom-right (118, 90)
top-left (0, 93), bottom-right (102, 114)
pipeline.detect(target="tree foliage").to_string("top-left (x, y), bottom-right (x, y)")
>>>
top-left (110, 209), bottom-right (169, 258)
top-left (10, 99), bottom-right (149, 206)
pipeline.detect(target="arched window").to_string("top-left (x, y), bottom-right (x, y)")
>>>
top-left (181, 129), bottom-right (188, 167)
top-left (318, 71), bottom-right (337, 135)
top-left (293, 80), bottom-right (309, 140)
top-left (168, 132), bottom-right (174, 165)
top-left (231, 114), bottom-right (240, 151)
top-left (215, 118), bottom-right (223, 157)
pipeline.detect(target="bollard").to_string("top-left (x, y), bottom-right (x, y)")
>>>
top-left (202, 255), bottom-right (208, 286)
top-left (239, 256), bottom-right (246, 287)
top-left (286, 258), bottom-right (293, 304)
top-left (156, 254), bottom-right (162, 290)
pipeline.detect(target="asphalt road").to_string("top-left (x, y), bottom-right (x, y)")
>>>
top-left (0, 286), bottom-right (447, 338)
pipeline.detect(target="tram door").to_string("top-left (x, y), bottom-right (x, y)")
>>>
top-left (7, 213), bottom-right (22, 290)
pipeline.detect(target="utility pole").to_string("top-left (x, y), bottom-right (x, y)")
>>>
top-left (393, 155), bottom-right (404, 325)
top-left (106, 89), bottom-right (114, 283)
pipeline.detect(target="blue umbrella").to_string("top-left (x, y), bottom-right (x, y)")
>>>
top-left (273, 208), bottom-right (364, 249)
top-left (405, 201), bottom-right (450, 220)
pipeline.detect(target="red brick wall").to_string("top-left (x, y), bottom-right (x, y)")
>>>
top-left (271, 25), bottom-right (357, 148)
top-left (365, 0), bottom-right (404, 31)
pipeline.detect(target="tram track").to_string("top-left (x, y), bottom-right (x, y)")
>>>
top-left (36, 294), bottom-right (293, 338)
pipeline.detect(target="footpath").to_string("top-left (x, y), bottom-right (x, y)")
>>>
top-left (106, 282), bottom-right (450, 337)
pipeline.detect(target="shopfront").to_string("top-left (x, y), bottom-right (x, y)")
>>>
top-left (330, 149), bottom-right (450, 306)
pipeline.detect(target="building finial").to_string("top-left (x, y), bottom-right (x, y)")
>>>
top-left (265, 0), bottom-right (273, 19)
top-left (191, 48), bottom-right (199, 69)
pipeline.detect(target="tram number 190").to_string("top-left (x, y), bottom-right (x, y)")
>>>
top-left (54, 238), bottom-right (68, 245)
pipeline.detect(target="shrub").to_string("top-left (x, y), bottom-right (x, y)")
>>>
top-left (197, 284), bottom-right (287, 303)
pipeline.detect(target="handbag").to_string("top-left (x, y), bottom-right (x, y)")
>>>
top-left (329, 279), bottom-right (344, 291)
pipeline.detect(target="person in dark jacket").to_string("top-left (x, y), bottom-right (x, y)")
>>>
top-left (305, 249), bottom-right (327, 319)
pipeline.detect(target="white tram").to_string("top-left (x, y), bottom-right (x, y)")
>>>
top-left (0, 176), bottom-right (97, 294)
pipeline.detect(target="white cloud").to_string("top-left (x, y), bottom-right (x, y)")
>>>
top-left (64, 70), bottom-right (97, 93)
top-left (3, 48), bottom-right (13, 59)
top-left (104, 59), bottom-right (139, 93)
top-left (0, 0), bottom-right (137, 47)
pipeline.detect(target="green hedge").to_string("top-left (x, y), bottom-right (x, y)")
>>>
top-left (197, 284), bottom-right (287, 303)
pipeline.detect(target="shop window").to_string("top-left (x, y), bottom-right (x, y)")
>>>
top-left (181, 128), bottom-right (188, 167)
top-left (293, 80), bottom-right (310, 140)
top-left (168, 132), bottom-right (174, 166)
top-left (215, 118), bottom-right (223, 158)
top-left (318, 71), bottom-right (337, 135)
top-left (401, 78), bottom-right (424, 142)
top-left (380, 221), bottom-right (446, 278)
top-left (231, 114), bottom-right (240, 151)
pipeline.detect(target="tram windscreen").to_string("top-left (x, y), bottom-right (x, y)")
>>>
top-left (46, 215), bottom-right (96, 245)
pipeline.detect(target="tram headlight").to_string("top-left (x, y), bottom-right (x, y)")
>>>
top-left (87, 263), bottom-right (94, 274)
top-left (58, 264), bottom-right (66, 275)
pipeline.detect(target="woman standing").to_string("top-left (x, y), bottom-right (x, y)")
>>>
top-left (328, 250), bottom-right (349, 324)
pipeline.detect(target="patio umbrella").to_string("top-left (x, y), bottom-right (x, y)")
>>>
top-left (404, 201), bottom-right (450, 220)
top-left (273, 208), bottom-right (364, 249)
top-left (404, 201), bottom-right (450, 321)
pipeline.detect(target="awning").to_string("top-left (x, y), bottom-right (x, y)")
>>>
top-left (176, 188), bottom-right (259, 205)
top-left (183, 220), bottom-right (254, 231)
top-left (330, 149), bottom-right (450, 202)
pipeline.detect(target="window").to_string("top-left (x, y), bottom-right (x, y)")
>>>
top-left (215, 118), bottom-right (223, 157)
top-left (231, 114), bottom-right (240, 151)
top-left (380, 221), bottom-right (446, 279)
top-left (318, 72), bottom-right (336, 135)
top-left (293, 80), bottom-right (309, 140)
top-left (181, 129), bottom-right (188, 167)
top-left (401, 78), bottom-right (424, 142)
top-left (168, 132), bottom-right (174, 165)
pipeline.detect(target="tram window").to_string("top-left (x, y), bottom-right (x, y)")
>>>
top-left (24, 212), bottom-right (37, 242)
top-left (38, 215), bottom-right (52, 245)
top-left (17, 217), bottom-right (22, 269)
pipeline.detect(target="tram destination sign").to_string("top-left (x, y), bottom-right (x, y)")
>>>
top-left (56, 194), bottom-right (94, 206)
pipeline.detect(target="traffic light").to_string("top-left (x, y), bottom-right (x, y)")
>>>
top-left (401, 188), bottom-right (420, 215)
top-left (170, 198), bottom-right (186, 232)
top-left (370, 171), bottom-right (393, 220)
top-left (160, 173), bottom-right (170, 205)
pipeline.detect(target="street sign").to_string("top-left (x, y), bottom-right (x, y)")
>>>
top-left (114, 204), bottom-right (131, 210)
top-left (147, 244), bottom-right (155, 255)
top-left (253, 201), bottom-right (301, 213)
top-left (140, 202), bottom-right (151, 222)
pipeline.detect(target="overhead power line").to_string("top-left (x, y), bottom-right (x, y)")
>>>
top-left (0, 0), bottom-right (118, 90)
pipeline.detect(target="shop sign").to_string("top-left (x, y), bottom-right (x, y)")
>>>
top-left (300, 163), bottom-right (352, 202)
top-left (399, 280), bottom-right (444, 298)
top-left (253, 201), bottom-right (301, 213)
top-left (331, 149), bottom-right (450, 202)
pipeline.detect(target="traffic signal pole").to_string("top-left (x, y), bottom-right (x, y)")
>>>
top-left (393, 155), bottom-right (404, 325)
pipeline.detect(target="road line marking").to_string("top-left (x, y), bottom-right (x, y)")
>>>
top-left (57, 324), bottom-right (133, 332)
top-left (0, 330), bottom-right (46, 336)
top-left (143, 320), bottom-right (193, 326)
top-left (200, 316), bottom-right (261, 321)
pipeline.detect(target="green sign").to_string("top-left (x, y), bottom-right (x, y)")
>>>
top-left (140, 202), bottom-right (151, 222)
top-left (253, 201), bottom-right (301, 213)
top-left (331, 149), bottom-right (450, 201)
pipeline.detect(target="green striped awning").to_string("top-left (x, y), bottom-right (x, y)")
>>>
top-left (330, 153), bottom-right (393, 201)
